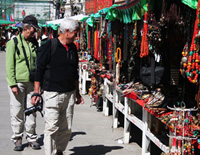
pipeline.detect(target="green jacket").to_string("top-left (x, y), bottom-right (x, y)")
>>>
top-left (6, 34), bottom-right (38, 87)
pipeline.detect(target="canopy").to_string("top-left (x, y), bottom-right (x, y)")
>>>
top-left (46, 14), bottom-right (89, 25)
top-left (106, 0), bottom-right (148, 23)
top-left (46, 18), bottom-right (63, 25)
top-left (180, 0), bottom-right (197, 9)
top-left (0, 20), bottom-right (16, 25)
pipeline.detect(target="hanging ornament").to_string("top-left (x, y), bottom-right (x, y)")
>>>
top-left (116, 47), bottom-right (122, 84)
top-left (180, 42), bottom-right (189, 76)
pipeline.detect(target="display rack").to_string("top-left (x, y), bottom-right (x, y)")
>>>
top-left (103, 77), bottom-right (170, 155)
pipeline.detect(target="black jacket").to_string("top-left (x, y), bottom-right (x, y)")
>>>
top-left (35, 38), bottom-right (79, 92)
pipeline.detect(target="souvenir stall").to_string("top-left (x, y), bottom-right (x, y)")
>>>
top-left (85, 0), bottom-right (200, 154)
top-left (86, 12), bottom-right (106, 110)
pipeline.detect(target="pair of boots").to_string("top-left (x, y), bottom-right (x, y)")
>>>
top-left (14, 138), bottom-right (63, 155)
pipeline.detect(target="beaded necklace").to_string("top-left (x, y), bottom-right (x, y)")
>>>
top-left (182, 0), bottom-right (200, 83)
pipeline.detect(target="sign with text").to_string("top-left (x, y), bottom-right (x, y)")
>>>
top-left (14, 2), bottom-right (54, 23)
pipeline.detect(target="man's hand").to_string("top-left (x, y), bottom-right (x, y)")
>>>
top-left (76, 91), bottom-right (84, 104)
top-left (11, 86), bottom-right (18, 95)
top-left (32, 81), bottom-right (41, 106)
top-left (31, 94), bottom-right (40, 106)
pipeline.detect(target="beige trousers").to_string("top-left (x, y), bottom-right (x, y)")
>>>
top-left (43, 90), bottom-right (76, 155)
top-left (8, 82), bottom-right (37, 143)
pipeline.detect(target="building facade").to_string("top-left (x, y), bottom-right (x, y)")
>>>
top-left (1, 0), bottom-right (87, 23)
top-left (0, 0), bottom-right (14, 21)
top-left (63, 0), bottom-right (85, 18)
top-left (15, 0), bottom-right (54, 23)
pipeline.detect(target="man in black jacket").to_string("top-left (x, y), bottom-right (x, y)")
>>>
top-left (31, 18), bottom-right (84, 155)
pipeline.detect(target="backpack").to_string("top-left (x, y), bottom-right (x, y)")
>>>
top-left (50, 38), bottom-right (57, 55)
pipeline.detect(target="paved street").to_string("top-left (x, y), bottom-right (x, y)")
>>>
top-left (0, 51), bottom-right (141, 155)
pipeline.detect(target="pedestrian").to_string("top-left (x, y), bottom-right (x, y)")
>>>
top-left (6, 15), bottom-right (41, 151)
top-left (6, 28), bottom-right (12, 41)
top-left (31, 18), bottom-right (84, 155)
top-left (11, 29), bottom-right (19, 39)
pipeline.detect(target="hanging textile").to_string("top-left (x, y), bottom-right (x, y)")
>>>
top-left (86, 25), bottom-right (89, 50)
top-left (88, 30), bottom-right (91, 50)
top-left (3, 13), bottom-right (5, 20)
top-left (10, 15), bottom-right (14, 22)
top-left (107, 22), bottom-right (112, 70)
top-left (94, 25), bottom-right (100, 61)
top-left (44, 27), bottom-right (48, 36)
top-left (74, 39), bottom-right (80, 50)
top-left (7, 14), bottom-right (10, 21)
top-left (49, 28), bottom-right (53, 39)
top-left (140, 12), bottom-right (149, 58)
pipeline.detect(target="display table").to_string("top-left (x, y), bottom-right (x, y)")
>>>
top-left (79, 61), bottom-right (91, 95)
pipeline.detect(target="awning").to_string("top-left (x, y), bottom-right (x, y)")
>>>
top-left (46, 14), bottom-right (89, 25)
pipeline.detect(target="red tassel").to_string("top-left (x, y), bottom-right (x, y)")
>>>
top-left (88, 31), bottom-right (91, 50)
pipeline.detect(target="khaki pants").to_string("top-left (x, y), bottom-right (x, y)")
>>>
top-left (8, 82), bottom-right (37, 143)
top-left (43, 90), bottom-right (76, 155)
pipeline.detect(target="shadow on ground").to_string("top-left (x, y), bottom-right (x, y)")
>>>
top-left (70, 131), bottom-right (86, 141)
top-left (23, 132), bottom-right (85, 149)
top-left (69, 145), bottom-right (123, 155)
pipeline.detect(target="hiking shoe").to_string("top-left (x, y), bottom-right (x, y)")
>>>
top-left (29, 141), bottom-right (41, 150)
top-left (14, 138), bottom-right (23, 151)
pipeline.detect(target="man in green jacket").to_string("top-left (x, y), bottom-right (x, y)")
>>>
top-left (6, 15), bottom-right (41, 151)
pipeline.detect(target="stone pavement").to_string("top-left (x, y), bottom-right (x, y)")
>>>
top-left (0, 51), bottom-right (141, 155)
